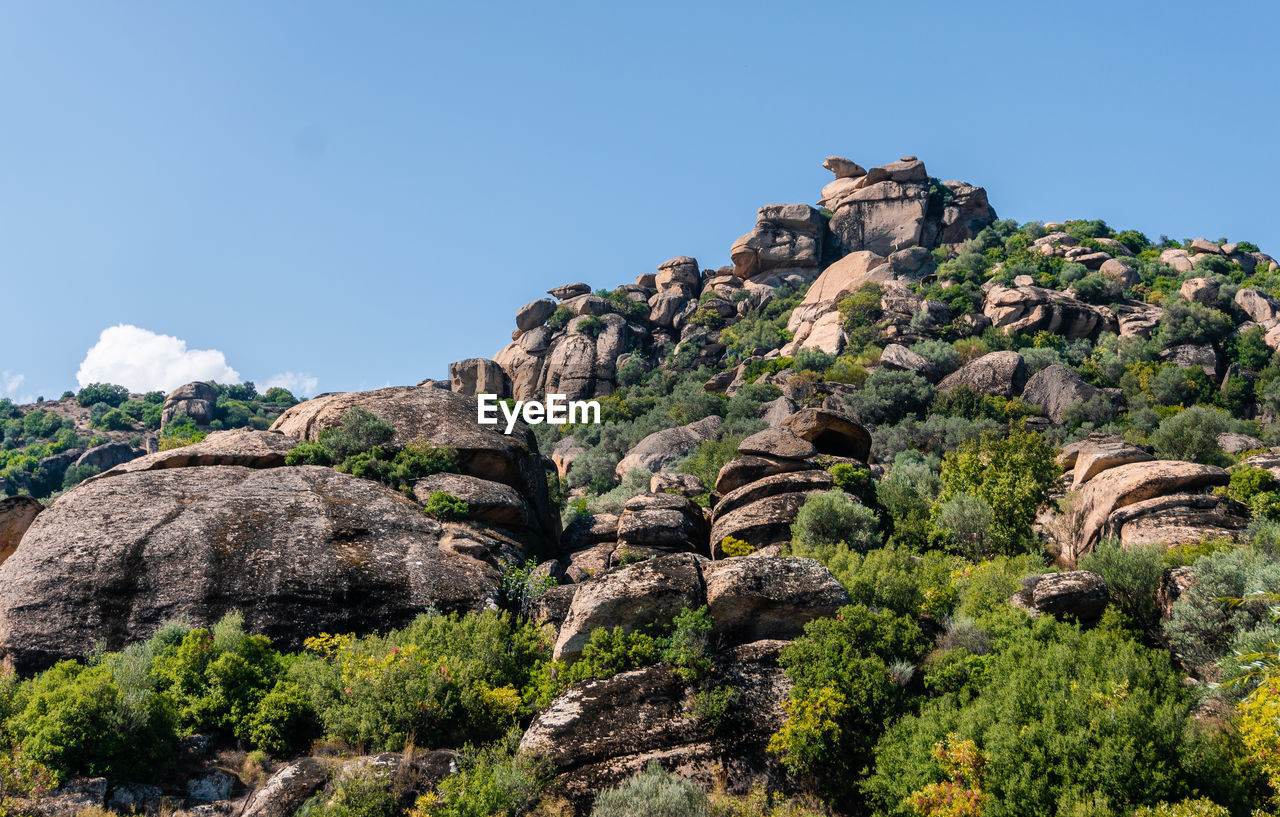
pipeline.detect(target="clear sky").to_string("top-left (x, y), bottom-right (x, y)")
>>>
top-left (2, 1), bottom-right (1278, 401)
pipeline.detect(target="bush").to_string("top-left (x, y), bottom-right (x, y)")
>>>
top-left (76, 383), bottom-right (129, 408)
top-left (1164, 546), bottom-right (1280, 671)
top-left (933, 492), bottom-right (994, 558)
top-left (1158, 299), bottom-right (1233, 348)
top-left (564, 626), bottom-right (659, 685)
top-left (864, 621), bottom-right (1230, 817)
top-left (842, 369), bottom-right (933, 426)
top-left (661, 607), bottom-right (713, 683)
top-left (791, 490), bottom-right (880, 554)
top-left (934, 427), bottom-right (1058, 556)
top-left (415, 736), bottom-right (548, 817)
top-left (1150, 407), bottom-right (1228, 463)
top-left (591, 762), bottom-right (707, 817)
top-left (1079, 538), bottom-right (1163, 632)
top-left (423, 491), bottom-right (469, 521)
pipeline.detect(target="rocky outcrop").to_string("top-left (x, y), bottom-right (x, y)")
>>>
top-left (162, 381), bottom-right (217, 427)
top-left (73, 442), bottom-right (142, 473)
top-left (240, 759), bottom-right (329, 817)
top-left (1100, 493), bottom-right (1249, 548)
top-left (614, 415), bottom-right (723, 478)
top-left (0, 466), bottom-right (516, 673)
top-left (650, 472), bottom-right (706, 498)
top-left (449, 358), bottom-right (511, 397)
top-left (1022, 364), bottom-right (1101, 424)
top-left (616, 493), bottom-right (709, 553)
top-left (520, 641), bottom-right (792, 808)
top-left (553, 553), bottom-right (706, 661)
top-left (1062, 460), bottom-right (1229, 565)
top-left (784, 251), bottom-right (890, 355)
top-left (983, 285), bottom-right (1117, 340)
top-left (780, 407), bottom-right (872, 461)
top-left (937, 351), bottom-right (1028, 398)
top-left (87, 429), bottom-right (298, 483)
top-left (0, 495), bottom-right (41, 567)
top-left (270, 385), bottom-right (556, 540)
top-left (1011, 572), bottom-right (1109, 621)
top-left (730, 204), bottom-right (825, 282)
top-left (412, 472), bottom-right (536, 530)
top-left (1071, 439), bottom-right (1153, 486)
top-left (702, 557), bottom-right (847, 642)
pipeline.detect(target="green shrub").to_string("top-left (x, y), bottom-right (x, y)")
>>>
top-left (75, 383), bottom-right (129, 408)
top-left (245, 681), bottom-right (319, 757)
top-left (1150, 407), bottom-right (1228, 463)
top-left (1158, 299), bottom-right (1233, 348)
top-left (842, 369), bottom-right (933, 426)
top-left (565, 626), bottom-right (659, 685)
top-left (661, 607), bottom-right (713, 683)
top-left (591, 762), bottom-right (707, 817)
top-left (423, 490), bottom-right (469, 521)
top-left (306, 767), bottom-right (402, 817)
top-left (318, 408), bottom-right (396, 462)
top-left (864, 621), bottom-right (1229, 817)
top-left (934, 427), bottom-right (1058, 556)
top-left (1164, 546), bottom-right (1280, 671)
top-left (1079, 538), bottom-right (1163, 632)
top-left (791, 490), bottom-right (880, 554)
top-left (416, 736), bottom-right (548, 817)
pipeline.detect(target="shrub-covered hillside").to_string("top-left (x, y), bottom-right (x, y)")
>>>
top-left (3, 154), bottom-right (1280, 817)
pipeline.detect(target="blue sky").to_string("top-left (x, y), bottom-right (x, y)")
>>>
top-left (2, 1), bottom-right (1278, 401)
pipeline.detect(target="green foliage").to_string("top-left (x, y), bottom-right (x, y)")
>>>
top-left (843, 369), bottom-right (933, 426)
top-left (422, 490), bottom-right (469, 521)
top-left (159, 413), bottom-right (207, 449)
top-left (828, 462), bottom-right (873, 499)
top-left (1150, 407), bottom-right (1228, 463)
top-left (934, 428), bottom-right (1058, 556)
top-left (318, 408), bottom-right (396, 462)
top-left (837, 283), bottom-right (884, 352)
top-left (769, 605), bottom-right (926, 801)
top-left (791, 490), bottom-right (881, 554)
top-left (285, 408), bottom-right (459, 492)
top-left (1079, 539), bottom-right (1164, 632)
top-left (244, 681), bottom-right (318, 757)
top-left (1157, 299), bottom-right (1234, 348)
top-left (564, 626), bottom-right (659, 685)
top-left (1163, 545), bottom-right (1280, 672)
top-left (591, 761), bottom-right (707, 817)
top-left (546, 305), bottom-right (574, 330)
top-left (578, 315), bottom-right (606, 337)
top-left (660, 607), bottom-right (713, 683)
top-left (500, 558), bottom-right (558, 617)
top-left (75, 383), bottom-right (129, 409)
top-left (864, 621), bottom-right (1229, 817)
top-left (415, 735), bottom-right (548, 817)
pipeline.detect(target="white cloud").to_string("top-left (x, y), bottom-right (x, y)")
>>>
top-left (1, 371), bottom-right (31, 403)
top-left (77, 324), bottom-right (240, 393)
top-left (263, 371), bottom-right (319, 397)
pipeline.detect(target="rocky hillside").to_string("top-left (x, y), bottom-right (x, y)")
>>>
top-left (3, 155), bottom-right (1280, 817)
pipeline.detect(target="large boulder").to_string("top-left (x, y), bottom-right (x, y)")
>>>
top-left (1236, 288), bottom-right (1280, 327)
top-left (1022, 364), bottom-right (1100, 424)
top-left (616, 493), bottom-right (709, 552)
top-left (270, 385), bottom-right (555, 540)
top-left (161, 382), bottom-right (217, 427)
top-left (614, 415), bottom-right (723, 478)
top-left (736, 427), bottom-right (815, 460)
top-left (783, 251), bottom-right (890, 355)
top-left (730, 204), bottom-right (825, 280)
top-left (412, 472), bottom-right (536, 530)
top-left (983, 285), bottom-right (1117, 340)
top-left (449, 358), bottom-right (511, 397)
top-left (702, 557), bottom-right (848, 642)
top-left (1071, 440), bottom-right (1153, 486)
top-left (86, 429), bottom-right (298, 483)
top-left (828, 179), bottom-right (930, 256)
top-left (553, 553), bottom-right (705, 661)
top-left (1063, 460), bottom-right (1229, 565)
top-left (1011, 572), bottom-right (1109, 621)
top-left (0, 466), bottom-right (511, 673)
top-left (0, 496), bottom-right (41, 567)
top-left (1100, 493), bottom-right (1249, 548)
top-left (780, 408), bottom-right (871, 460)
top-left (516, 298), bottom-right (557, 331)
top-left (714, 455), bottom-right (817, 495)
top-left (937, 351), bottom-right (1028, 398)
top-left (239, 759), bottom-right (329, 817)
top-left (520, 641), bottom-right (791, 808)
top-left (73, 442), bottom-right (142, 474)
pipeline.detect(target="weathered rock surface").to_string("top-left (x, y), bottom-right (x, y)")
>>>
top-left (553, 553), bottom-right (706, 661)
top-left (1064, 460), bottom-right (1229, 565)
top-left (714, 455), bottom-right (817, 495)
top-left (1022, 364), bottom-right (1100, 424)
top-left (649, 472), bottom-right (706, 498)
top-left (730, 204), bottom-right (825, 280)
top-left (73, 442), bottom-right (142, 473)
top-left (449, 358), bottom-right (511, 397)
top-left (737, 427), bottom-right (815, 460)
top-left (937, 351), bottom-right (1028, 398)
top-left (520, 641), bottom-right (791, 807)
top-left (702, 557), bottom-right (847, 642)
top-left (1218, 432), bottom-right (1265, 454)
top-left (614, 415), bottom-right (723, 478)
top-left (240, 759), bottom-right (329, 817)
top-left (270, 386), bottom-right (555, 539)
top-left (1072, 440), bottom-right (1153, 485)
top-left (162, 381), bottom-right (218, 427)
top-left (1012, 572), bottom-right (1109, 621)
top-left (1101, 493), bottom-right (1249, 548)
top-left (87, 429), bottom-right (297, 482)
top-left (983, 285), bottom-right (1116, 340)
top-left (616, 493), bottom-right (709, 552)
top-left (780, 408), bottom-right (871, 460)
top-left (0, 495), bottom-right (41, 567)
top-left (0, 466), bottom-right (512, 673)
top-left (412, 472), bottom-right (536, 530)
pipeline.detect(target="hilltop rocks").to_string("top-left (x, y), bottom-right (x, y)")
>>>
top-left (730, 204), bottom-right (825, 281)
top-left (162, 382), bottom-right (217, 427)
top-left (937, 351), bottom-right (1028, 398)
top-left (0, 496), bottom-right (41, 566)
top-left (0, 466), bottom-right (512, 673)
top-left (87, 429), bottom-right (297, 482)
top-left (1023, 365), bottom-right (1101, 424)
top-left (783, 250), bottom-right (890, 355)
top-left (516, 298), bottom-right (557, 331)
top-left (548, 282), bottom-right (592, 300)
top-left (983, 285), bottom-right (1117, 340)
top-left (449, 358), bottom-right (511, 397)
top-left (1179, 277), bottom-right (1220, 306)
top-left (656, 256), bottom-right (701, 295)
top-left (615, 415), bottom-right (723, 478)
